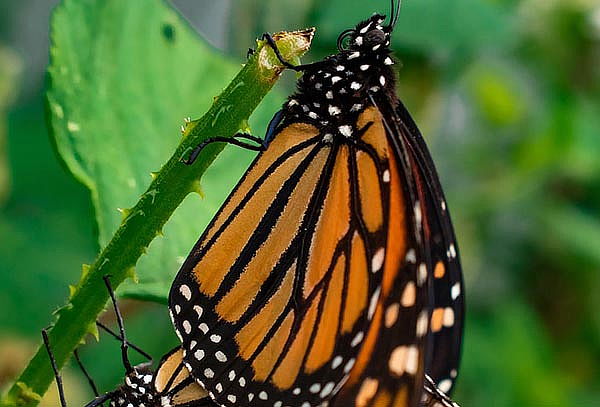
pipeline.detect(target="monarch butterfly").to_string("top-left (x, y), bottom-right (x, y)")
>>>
top-left (169, 1), bottom-right (464, 406)
top-left (43, 276), bottom-right (213, 407)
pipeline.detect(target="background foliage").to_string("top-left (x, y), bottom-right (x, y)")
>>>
top-left (1, 0), bottom-right (599, 405)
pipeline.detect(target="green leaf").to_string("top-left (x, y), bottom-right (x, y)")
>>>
top-left (46, 0), bottom-right (283, 301)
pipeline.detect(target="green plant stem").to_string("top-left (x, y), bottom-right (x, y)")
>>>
top-left (1, 29), bottom-right (313, 407)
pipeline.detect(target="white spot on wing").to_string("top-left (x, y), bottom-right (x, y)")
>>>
top-left (371, 248), bottom-right (385, 273)
top-left (179, 284), bottom-right (192, 301)
top-left (417, 263), bottom-right (427, 286)
top-left (416, 311), bottom-right (428, 337)
top-left (368, 286), bottom-right (381, 320)
top-left (351, 331), bottom-right (364, 347)
top-left (439, 379), bottom-right (453, 393)
top-left (215, 351), bottom-right (227, 362)
top-left (332, 355), bottom-right (343, 369)
top-left (451, 283), bottom-right (461, 300)
top-left (405, 346), bottom-right (419, 375)
top-left (383, 169), bottom-right (390, 183)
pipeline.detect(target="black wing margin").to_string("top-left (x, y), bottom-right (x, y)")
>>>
top-left (393, 98), bottom-right (465, 395)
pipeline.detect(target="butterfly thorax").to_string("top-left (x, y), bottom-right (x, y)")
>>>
top-left (283, 14), bottom-right (396, 144)
top-left (108, 368), bottom-right (162, 407)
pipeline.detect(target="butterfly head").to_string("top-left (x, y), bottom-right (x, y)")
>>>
top-left (351, 14), bottom-right (390, 50)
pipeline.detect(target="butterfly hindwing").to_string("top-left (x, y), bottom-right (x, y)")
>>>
top-left (394, 100), bottom-right (465, 394)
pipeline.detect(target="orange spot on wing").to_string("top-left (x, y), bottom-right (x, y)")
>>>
top-left (342, 232), bottom-right (368, 333)
top-left (431, 308), bottom-right (444, 333)
top-left (305, 254), bottom-right (345, 373)
top-left (252, 312), bottom-right (294, 381)
top-left (304, 146), bottom-right (350, 298)
top-left (357, 151), bottom-right (384, 232)
top-left (434, 261), bottom-right (446, 278)
top-left (356, 378), bottom-right (379, 407)
top-left (271, 290), bottom-right (322, 389)
top-left (235, 265), bottom-right (295, 359)
top-left (385, 303), bottom-right (400, 328)
top-left (216, 149), bottom-right (327, 322)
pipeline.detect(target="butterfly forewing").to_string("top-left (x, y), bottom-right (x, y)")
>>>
top-left (169, 112), bottom-right (392, 406)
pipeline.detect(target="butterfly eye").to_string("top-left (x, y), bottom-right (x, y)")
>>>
top-left (365, 29), bottom-right (386, 46)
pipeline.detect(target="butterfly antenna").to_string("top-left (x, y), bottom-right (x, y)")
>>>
top-left (103, 275), bottom-right (133, 374)
top-left (395, 0), bottom-right (403, 27)
top-left (73, 349), bottom-right (100, 398)
top-left (96, 321), bottom-right (153, 361)
top-left (388, 0), bottom-right (402, 31)
top-left (42, 329), bottom-right (68, 407)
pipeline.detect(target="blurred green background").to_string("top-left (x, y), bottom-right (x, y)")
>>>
top-left (1, 0), bottom-right (600, 405)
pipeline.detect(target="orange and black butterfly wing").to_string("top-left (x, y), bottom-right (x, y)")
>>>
top-left (332, 104), bottom-right (432, 407)
top-left (168, 118), bottom-right (391, 407)
top-left (333, 98), bottom-right (464, 406)
top-left (395, 100), bottom-right (465, 395)
top-left (153, 347), bottom-right (213, 406)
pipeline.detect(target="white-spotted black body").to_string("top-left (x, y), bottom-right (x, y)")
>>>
top-left (83, 348), bottom-right (209, 407)
top-left (284, 14), bottom-right (397, 143)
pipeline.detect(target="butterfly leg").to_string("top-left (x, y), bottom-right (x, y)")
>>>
top-left (422, 375), bottom-right (460, 407)
top-left (95, 321), bottom-right (153, 362)
top-left (73, 349), bottom-right (101, 399)
top-left (183, 108), bottom-right (285, 165)
top-left (181, 134), bottom-right (266, 165)
top-left (41, 329), bottom-right (68, 407)
top-left (102, 275), bottom-right (134, 374)
top-left (261, 33), bottom-right (327, 72)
